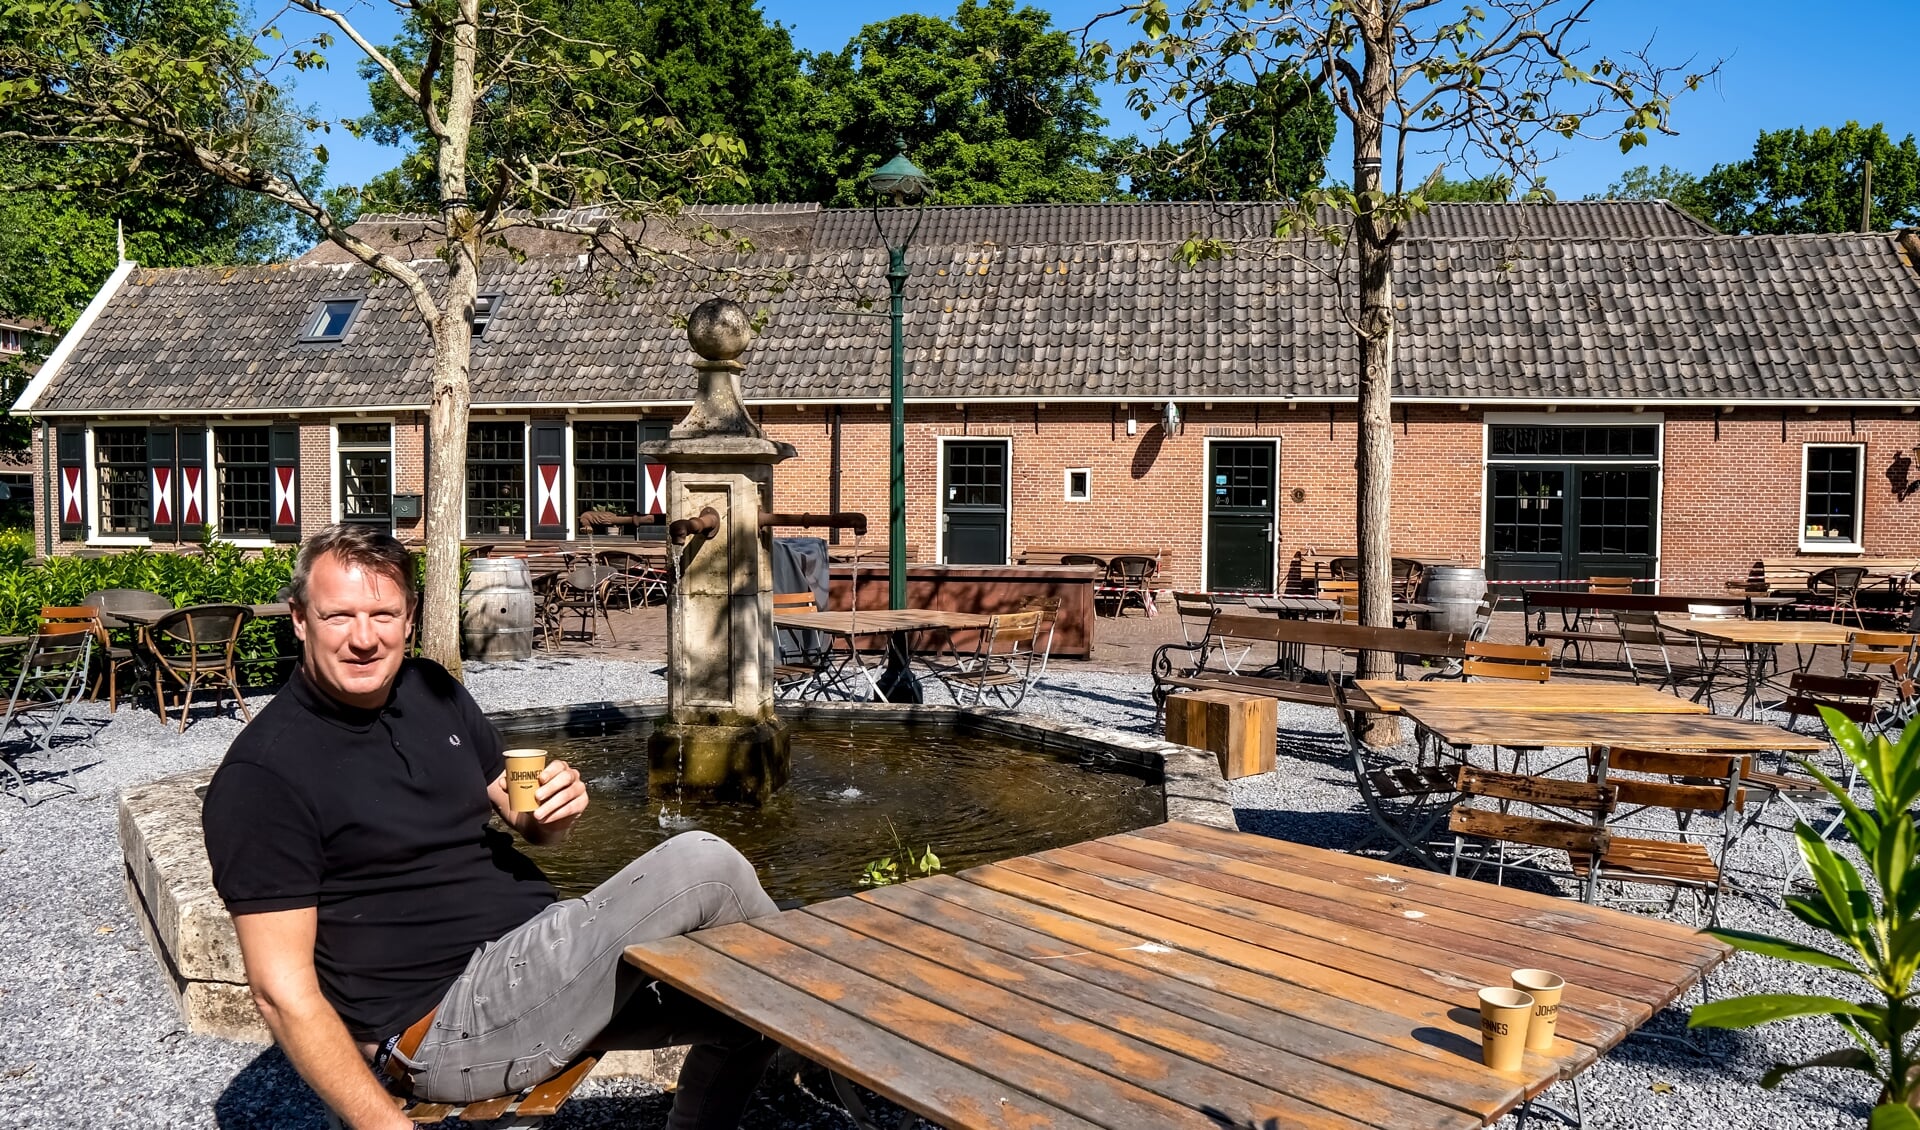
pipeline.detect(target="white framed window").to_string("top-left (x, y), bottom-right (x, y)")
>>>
top-left (1063, 467), bottom-right (1091, 502)
top-left (1801, 443), bottom-right (1865, 551)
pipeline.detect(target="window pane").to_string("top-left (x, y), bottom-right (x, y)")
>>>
top-left (575, 422), bottom-right (638, 531)
top-left (215, 427), bottom-right (272, 536)
top-left (337, 422), bottom-right (390, 447)
top-left (466, 422), bottom-right (525, 536)
top-left (1804, 445), bottom-right (1861, 542)
top-left (96, 427), bottom-right (149, 535)
top-left (341, 454), bottom-right (392, 524)
top-left (309, 300), bottom-right (358, 339)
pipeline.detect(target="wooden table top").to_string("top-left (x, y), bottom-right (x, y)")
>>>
top-left (107, 602), bottom-right (291, 627)
top-left (773, 609), bottom-right (994, 635)
top-left (1356, 680), bottom-right (1711, 716)
top-left (626, 821), bottom-right (1726, 1130)
top-left (1248, 596), bottom-right (1436, 615)
top-left (1656, 616), bottom-right (1855, 646)
top-left (1403, 705), bottom-right (1828, 751)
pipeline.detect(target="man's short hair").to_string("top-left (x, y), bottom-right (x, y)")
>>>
top-left (289, 524), bottom-right (417, 609)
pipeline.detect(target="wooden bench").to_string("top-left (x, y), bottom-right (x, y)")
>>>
top-left (1016, 545), bottom-right (1168, 568)
top-left (324, 1053), bottom-right (598, 1128)
top-left (1737, 556), bottom-right (1919, 595)
top-left (1151, 613), bottom-right (1468, 708)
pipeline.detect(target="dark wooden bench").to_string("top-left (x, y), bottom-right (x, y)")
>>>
top-left (1151, 613), bottom-right (1468, 707)
top-left (1017, 545), bottom-right (1168, 568)
top-left (325, 1053), bottom-right (599, 1129)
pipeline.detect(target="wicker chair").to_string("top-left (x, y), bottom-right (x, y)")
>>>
top-left (148, 604), bottom-right (254, 732)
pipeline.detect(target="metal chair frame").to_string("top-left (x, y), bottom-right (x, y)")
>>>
top-left (0, 628), bottom-right (97, 805)
top-left (148, 604), bottom-right (255, 732)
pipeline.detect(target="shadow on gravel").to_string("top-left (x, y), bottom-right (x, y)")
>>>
top-left (1234, 808), bottom-right (1371, 850)
top-left (213, 1048), bottom-right (328, 1129)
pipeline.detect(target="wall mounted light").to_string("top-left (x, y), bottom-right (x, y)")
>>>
top-left (1126, 408), bottom-right (1137, 436)
top-left (1162, 402), bottom-right (1182, 434)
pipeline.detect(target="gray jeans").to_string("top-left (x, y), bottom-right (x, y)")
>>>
top-left (405, 832), bottom-right (781, 1129)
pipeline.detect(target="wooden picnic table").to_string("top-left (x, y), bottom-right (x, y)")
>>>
top-left (103, 602), bottom-right (292, 628)
top-left (1399, 705), bottom-right (1828, 754)
top-left (1356, 679), bottom-right (1710, 716)
top-left (774, 609), bottom-right (995, 704)
top-left (1657, 615), bottom-right (1856, 716)
top-left (625, 821), bottom-right (1728, 1129)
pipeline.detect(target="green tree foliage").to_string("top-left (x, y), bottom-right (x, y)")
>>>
top-left (353, 0), bottom-right (819, 210)
top-left (1699, 122), bottom-right (1920, 234)
top-left (807, 0), bottom-right (1118, 205)
top-left (1587, 163), bottom-right (1715, 226)
top-left (1118, 71), bottom-right (1335, 201)
top-left (1421, 174), bottom-right (1514, 203)
top-left (1691, 711), bottom-right (1920, 1126)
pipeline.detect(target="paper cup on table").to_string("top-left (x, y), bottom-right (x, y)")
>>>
top-left (1512, 969), bottom-right (1566, 1052)
top-left (1478, 987), bottom-right (1534, 1071)
top-left (504, 749), bottom-right (547, 813)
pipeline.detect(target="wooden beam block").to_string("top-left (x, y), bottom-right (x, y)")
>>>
top-left (1164, 690), bottom-right (1276, 779)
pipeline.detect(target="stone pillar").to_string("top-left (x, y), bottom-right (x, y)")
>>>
top-left (640, 299), bottom-right (797, 803)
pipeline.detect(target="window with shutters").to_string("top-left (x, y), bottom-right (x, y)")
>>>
top-left (466, 422), bottom-right (525, 536)
top-left (95, 427), bottom-right (150, 535)
top-left (214, 427), bottom-right (273, 536)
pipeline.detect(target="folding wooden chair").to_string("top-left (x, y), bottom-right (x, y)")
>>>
top-left (1448, 766), bottom-right (1616, 902)
top-left (1846, 631), bottom-right (1918, 725)
top-left (1587, 747), bottom-right (1742, 923)
top-left (325, 1052), bottom-right (599, 1130)
top-left (773, 592), bottom-right (833, 700)
top-left (41, 604), bottom-right (141, 712)
top-left (1318, 579), bottom-right (1360, 623)
top-left (1016, 595), bottom-right (1063, 682)
top-left (941, 610), bottom-right (1044, 709)
top-left (0, 626), bottom-right (97, 805)
top-left (1463, 640), bottom-right (1552, 682)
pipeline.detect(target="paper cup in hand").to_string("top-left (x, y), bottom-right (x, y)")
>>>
top-left (1512, 969), bottom-right (1565, 1052)
top-left (1478, 987), bottom-right (1534, 1071)
top-left (504, 750), bottom-right (547, 814)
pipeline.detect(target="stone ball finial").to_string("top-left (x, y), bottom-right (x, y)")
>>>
top-left (687, 298), bottom-right (751, 361)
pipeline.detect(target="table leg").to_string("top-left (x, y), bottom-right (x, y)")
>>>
top-left (874, 630), bottom-right (923, 704)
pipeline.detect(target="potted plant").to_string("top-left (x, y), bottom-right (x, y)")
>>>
top-left (1690, 711), bottom-right (1920, 1126)
top-left (497, 502), bottom-right (521, 536)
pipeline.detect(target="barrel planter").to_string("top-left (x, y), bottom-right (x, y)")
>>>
top-left (1422, 565), bottom-right (1487, 636)
top-left (462, 558), bottom-right (537, 661)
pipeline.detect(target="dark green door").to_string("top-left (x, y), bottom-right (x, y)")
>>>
top-left (1207, 442), bottom-right (1276, 593)
top-left (1486, 464), bottom-right (1658, 583)
top-left (942, 441), bottom-right (1007, 564)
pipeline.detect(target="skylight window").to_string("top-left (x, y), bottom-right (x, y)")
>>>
top-left (302, 298), bottom-right (362, 343)
top-left (471, 293), bottom-right (504, 339)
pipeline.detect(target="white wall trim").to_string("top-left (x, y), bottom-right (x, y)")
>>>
top-left (14, 260), bottom-right (136, 415)
top-left (1799, 441), bottom-right (1867, 553)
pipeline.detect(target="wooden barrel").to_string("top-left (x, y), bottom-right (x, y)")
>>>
top-left (462, 558), bottom-right (536, 661)
top-left (1422, 565), bottom-right (1487, 636)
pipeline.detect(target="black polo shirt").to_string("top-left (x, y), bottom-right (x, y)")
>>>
top-left (202, 659), bottom-right (556, 1042)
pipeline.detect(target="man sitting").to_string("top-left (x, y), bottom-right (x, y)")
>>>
top-left (202, 524), bottom-right (779, 1129)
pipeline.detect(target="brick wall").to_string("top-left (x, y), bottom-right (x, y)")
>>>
top-left (30, 406), bottom-right (1920, 589)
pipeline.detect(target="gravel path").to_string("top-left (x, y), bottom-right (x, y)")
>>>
top-left (0, 659), bottom-right (1886, 1128)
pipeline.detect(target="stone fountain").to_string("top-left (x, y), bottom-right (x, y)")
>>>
top-left (638, 298), bottom-right (797, 804)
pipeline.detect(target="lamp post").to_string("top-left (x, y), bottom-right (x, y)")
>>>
top-left (865, 149), bottom-right (932, 617)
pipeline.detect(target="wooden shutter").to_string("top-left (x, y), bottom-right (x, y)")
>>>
top-left (270, 425), bottom-right (300, 543)
top-left (56, 427), bottom-right (85, 540)
top-left (176, 428), bottom-right (208, 533)
top-left (147, 426), bottom-right (178, 543)
top-left (530, 420), bottom-right (567, 538)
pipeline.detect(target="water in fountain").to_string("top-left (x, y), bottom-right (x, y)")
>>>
top-left (660, 534), bottom-right (695, 829)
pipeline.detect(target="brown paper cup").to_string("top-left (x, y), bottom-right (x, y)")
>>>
top-left (1478, 987), bottom-right (1534, 1071)
top-left (504, 750), bottom-right (547, 814)
top-left (1513, 969), bottom-right (1566, 1052)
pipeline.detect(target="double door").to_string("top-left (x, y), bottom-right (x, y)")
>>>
top-left (1486, 464), bottom-right (1658, 584)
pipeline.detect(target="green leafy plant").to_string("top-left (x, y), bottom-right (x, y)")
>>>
top-left (1690, 710), bottom-right (1920, 1125)
top-left (857, 819), bottom-right (941, 888)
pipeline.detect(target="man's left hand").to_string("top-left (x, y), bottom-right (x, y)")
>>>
top-left (494, 759), bottom-right (589, 844)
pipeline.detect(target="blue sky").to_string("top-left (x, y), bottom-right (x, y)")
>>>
top-left (280, 0), bottom-right (1920, 199)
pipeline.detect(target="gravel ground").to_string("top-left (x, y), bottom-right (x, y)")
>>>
top-left (0, 659), bottom-right (1887, 1128)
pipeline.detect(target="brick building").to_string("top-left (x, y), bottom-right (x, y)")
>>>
top-left (15, 200), bottom-right (1920, 594)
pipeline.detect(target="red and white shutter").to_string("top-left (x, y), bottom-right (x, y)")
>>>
top-left (147, 427), bottom-right (178, 541)
top-left (176, 428), bottom-right (207, 529)
top-left (56, 429), bottom-right (86, 539)
top-left (643, 461), bottom-right (667, 516)
top-left (530, 421), bottom-right (567, 538)
top-left (270, 425), bottom-right (300, 542)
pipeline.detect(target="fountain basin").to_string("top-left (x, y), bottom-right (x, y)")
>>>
top-left (118, 700), bottom-right (1232, 1071)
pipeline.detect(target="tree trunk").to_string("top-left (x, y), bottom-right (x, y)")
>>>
top-left (420, 0), bottom-right (483, 677)
top-left (1352, 12), bottom-right (1399, 741)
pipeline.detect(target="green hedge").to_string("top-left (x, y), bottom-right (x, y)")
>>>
top-left (0, 532), bottom-right (298, 682)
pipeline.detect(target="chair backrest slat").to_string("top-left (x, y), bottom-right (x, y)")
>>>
top-left (1612, 776), bottom-right (1742, 814)
top-left (1449, 807), bottom-right (1607, 854)
top-left (772, 592), bottom-right (819, 614)
top-left (1456, 766), bottom-right (1613, 810)
top-left (1607, 747), bottom-right (1748, 778)
top-left (1463, 640), bottom-right (1552, 682)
